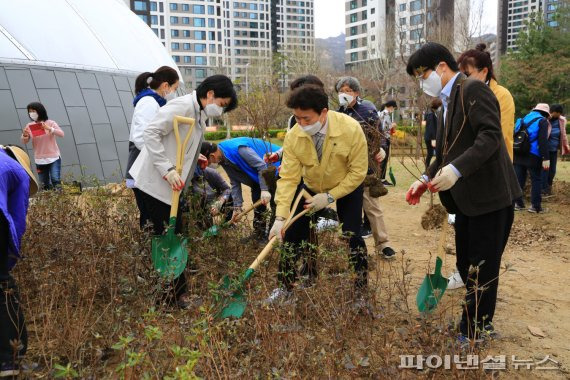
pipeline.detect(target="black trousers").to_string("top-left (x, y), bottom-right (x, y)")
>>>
top-left (0, 217), bottom-right (27, 365)
top-left (133, 188), bottom-right (151, 230)
top-left (280, 184), bottom-right (368, 290)
top-left (455, 205), bottom-right (514, 337)
top-left (380, 139), bottom-right (391, 180)
top-left (138, 190), bottom-right (187, 300)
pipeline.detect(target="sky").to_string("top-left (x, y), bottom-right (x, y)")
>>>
top-left (314, 0), bottom-right (498, 39)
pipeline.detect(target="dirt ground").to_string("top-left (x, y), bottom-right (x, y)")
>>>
top-left (235, 158), bottom-right (570, 379)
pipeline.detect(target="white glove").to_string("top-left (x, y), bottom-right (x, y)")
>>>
top-left (375, 148), bottom-right (386, 163)
top-left (210, 198), bottom-right (225, 216)
top-left (260, 190), bottom-right (272, 205)
top-left (431, 140), bottom-right (436, 148)
top-left (430, 164), bottom-right (459, 192)
top-left (542, 160), bottom-right (550, 170)
top-left (269, 218), bottom-right (285, 241)
top-left (305, 193), bottom-right (331, 212)
top-left (163, 169), bottom-right (184, 191)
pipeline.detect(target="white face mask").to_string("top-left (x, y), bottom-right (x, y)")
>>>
top-left (419, 66), bottom-right (443, 97)
top-left (338, 93), bottom-right (354, 107)
top-left (29, 112), bottom-right (38, 121)
top-left (302, 120), bottom-right (324, 136)
top-left (165, 91), bottom-right (176, 101)
top-left (205, 103), bottom-right (224, 118)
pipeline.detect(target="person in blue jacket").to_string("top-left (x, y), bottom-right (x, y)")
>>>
top-left (513, 103), bottom-right (551, 213)
top-left (204, 137), bottom-right (281, 242)
top-left (0, 145), bottom-right (38, 377)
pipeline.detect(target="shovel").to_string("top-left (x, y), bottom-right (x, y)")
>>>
top-left (388, 144), bottom-right (396, 185)
top-left (202, 199), bottom-right (263, 238)
top-left (151, 116), bottom-right (195, 279)
top-left (215, 189), bottom-right (310, 319)
top-left (416, 216), bottom-right (449, 312)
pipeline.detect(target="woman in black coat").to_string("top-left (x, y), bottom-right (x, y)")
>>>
top-left (424, 98), bottom-right (442, 167)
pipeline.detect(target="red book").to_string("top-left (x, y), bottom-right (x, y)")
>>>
top-left (29, 123), bottom-right (46, 137)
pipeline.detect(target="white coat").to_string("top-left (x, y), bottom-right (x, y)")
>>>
top-left (129, 91), bottom-right (207, 205)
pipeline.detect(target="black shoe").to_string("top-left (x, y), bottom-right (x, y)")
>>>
top-left (381, 179), bottom-right (393, 186)
top-left (381, 246), bottom-right (396, 260)
top-left (361, 226), bottom-right (372, 239)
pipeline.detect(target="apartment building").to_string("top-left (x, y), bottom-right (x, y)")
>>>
top-left (345, 0), bottom-right (468, 68)
top-left (126, 0), bottom-right (315, 88)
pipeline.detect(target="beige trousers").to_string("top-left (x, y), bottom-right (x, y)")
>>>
top-left (362, 186), bottom-right (390, 250)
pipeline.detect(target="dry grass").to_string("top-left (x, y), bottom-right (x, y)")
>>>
top-left (11, 187), bottom-right (494, 379)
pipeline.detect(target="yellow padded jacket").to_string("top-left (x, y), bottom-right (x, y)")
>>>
top-left (490, 79), bottom-right (515, 161)
top-left (275, 111), bottom-right (368, 218)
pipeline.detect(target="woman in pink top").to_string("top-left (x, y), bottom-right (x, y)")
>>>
top-left (21, 102), bottom-right (64, 190)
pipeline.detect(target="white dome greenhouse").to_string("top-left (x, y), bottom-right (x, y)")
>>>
top-left (0, 0), bottom-right (181, 184)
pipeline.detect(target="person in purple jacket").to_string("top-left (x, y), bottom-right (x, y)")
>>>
top-left (0, 145), bottom-right (38, 377)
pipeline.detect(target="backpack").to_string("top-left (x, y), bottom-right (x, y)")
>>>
top-left (513, 117), bottom-right (541, 154)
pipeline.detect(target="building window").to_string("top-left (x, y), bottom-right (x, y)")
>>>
top-left (171, 42), bottom-right (180, 50)
top-left (371, 35), bottom-right (375, 41)
top-left (209, 31), bottom-right (216, 40)
top-left (170, 3), bottom-right (178, 11)
top-left (410, 14), bottom-right (423, 25)
top-left (195, 43), bottom-right (206, 52)
top-left (193, 5), bottom-right (205, 14)
top-left (362, 10), bottom-right (367, 19)
top-left (152, 28), bottom-right (158, 36)
top-left (208, 18), bottom-right (215, 27)
top-left (183, 43), bottom-right (191, 50)
top-left (171, 29), bottom-right (179, 37)
top-left (350, 13), bottom-right (357, 23)
top-left (350, 0), bottom-right (357, 10)
top-left (400, 17), bottom-right (406, 25)
top-left (350, 26), bottom-right (357, 36)
top-left (195, 31), bottom-right (205, 40)
top-left (350, 39), bottom-right (357, 49)
top-left (170, 16), bottom-right (179, 24)
top-left (410, 28), bottom-right (423, 40)
top-left (172, 55), bottom-right (180, 62)
top-left (183, 30), bottom-right (191, 37)
top-left (133, 1), bottom-right (147, 11)
top-left (371, 8), bottom-right (375, 14)
top-left (182, 17), bottom-right (190, 24)
top-left (184, 56), bottom-right (191, 63)
top-left (195, 69), bottom-right (206, 78)
top-left (208, 5), bottom-right (215, 15)
top-left (151, 15), bottom-right (158, 24)
top-left (399, 3), bottom-right (406, 11)
top-left (195, 56), bottom-right (207, 65)
top-left (350, 52), bottom-right (358, 61)
top-left (371, 21), bottom-right (375, 27)
top-left (410, 0), bottom-right (422, 11)
top-left (138, 14), bottom-right (148, 23)
top-left (150, 2), bottom-right (157, 11)
top-left (194, 18), bottom-right (206, 27)
top-left (181, 3), bottom-right (189, 11)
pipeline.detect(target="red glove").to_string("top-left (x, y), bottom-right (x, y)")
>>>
top-left (198, 154), bottom-right (208, 170)
top-left (405, 180), bottom-right (428, 205)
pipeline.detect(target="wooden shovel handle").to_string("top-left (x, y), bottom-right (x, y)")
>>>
top-left (248, 189), bottom-right (310, 271)
top-left (169, 116), bottom-right (195, 220)
top-left (249, 208), bottom-right (311, 271)
top-left (232, 199), bottom-right (264, 223)
top-left (437, 214), bottom-right (449, 260)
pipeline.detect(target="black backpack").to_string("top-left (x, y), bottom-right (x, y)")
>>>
top-left (513, 117), bottom-right (541, 154)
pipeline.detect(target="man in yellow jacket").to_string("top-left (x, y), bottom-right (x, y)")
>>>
top-left (267, 85), bottom-right (369, 304)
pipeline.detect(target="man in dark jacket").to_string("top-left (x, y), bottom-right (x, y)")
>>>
top-left (424, 98), bottom-right (442, 168)
top-left (405, 43), bottom-right (522, 341)
top-left (513, 104), bottom-right (551, 212)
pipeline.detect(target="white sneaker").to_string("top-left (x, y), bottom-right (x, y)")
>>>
top-left (264, 287), bottom-right (292, 305)
top-left (447, 270), bottom-right (464, 290)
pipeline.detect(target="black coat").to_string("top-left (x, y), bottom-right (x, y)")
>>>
top-left (427, 75), bottom-right (522, 217)
top-left (424, 111), bottom-right (438, 142)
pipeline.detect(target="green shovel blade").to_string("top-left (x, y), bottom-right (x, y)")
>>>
top-left (389, 166), bottom-right (396, 186)
top-left (416, 257), bottom-right (447, 312)
top-left (216, 268), bottom-right (255, 319)
top-left (151, 218), bottom-right (188, 279)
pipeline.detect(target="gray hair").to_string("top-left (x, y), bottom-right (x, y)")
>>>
top-left (335, 76), bottom-right (361, 93)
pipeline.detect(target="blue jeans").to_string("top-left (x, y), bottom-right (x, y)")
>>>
top-left (514, 163), bottom-right (542, 209)
top-left (541, 151), bottom-right (558, 192)
top-left (36, 157), bottom-right (61, 190)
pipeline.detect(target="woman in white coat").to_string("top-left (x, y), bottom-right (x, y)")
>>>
top-left (129, 75), bottom-right (237, 308)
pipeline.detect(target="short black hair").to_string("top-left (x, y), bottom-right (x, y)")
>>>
top-left (196, 75), bottom-right (238, 112)
top-left (200, 141), bottom-right (218, 157)
top-left (384, 100), bottom-right (398, 109)
top-left (406, 42), bottom-right (459, 76)
top-left (26, 102), bottom-right (48, 121)
top-left (286, 84), bottom-right (328, 113)
top-left (550, 104), bottom-right (564, 114)
top-left (290, 75), bottom-right (324, 91)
